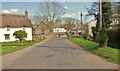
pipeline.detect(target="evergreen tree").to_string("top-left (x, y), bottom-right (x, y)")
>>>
top-left (99, 18), bottom-right (108, 47)
top-left (86, 0), bottom-right (112, 28)
top-left (102, 2), bottom-right (112, 28)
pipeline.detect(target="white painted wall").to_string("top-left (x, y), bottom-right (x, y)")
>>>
top-left (53, 28), bottom-right (66, 33)
top-left (0, 27), bottom-right (32, 42)
top-left (87, 20), bottom-right (97, 36)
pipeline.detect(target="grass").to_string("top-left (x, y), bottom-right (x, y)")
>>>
top-left (0, 39), bottom-right (44, 55)
top-left (0, 43), bottom-right (2, 55)
top-left (69, 36), bottom-right (120, 64)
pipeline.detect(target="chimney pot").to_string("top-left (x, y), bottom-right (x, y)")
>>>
top-left (25, 9), bottom-right (28, 16)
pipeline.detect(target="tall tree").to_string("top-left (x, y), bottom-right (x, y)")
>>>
top-left (99, 17), bottom-right (108, 47)
top-left (86, 0), bottom-right (112, 47)
top-left (102, 1), bottom-right (112, 28)
top-left (86, 0), bottom-right (112, 28)
top-left (33, 2), bottom-right (66, 24)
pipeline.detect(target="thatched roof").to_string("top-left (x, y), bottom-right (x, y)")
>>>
top-left (0, 13), bottom-right (32, 28)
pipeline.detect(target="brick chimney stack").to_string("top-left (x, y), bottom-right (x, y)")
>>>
top-left (25, 9), bottom-right (28, 16)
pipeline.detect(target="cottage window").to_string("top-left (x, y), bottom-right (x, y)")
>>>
top-left (23, 27), bottom-right (26, 30)
top-left (7, 27), bottom-right (10, 31)
top-left (4, 34), bottom-right (10, 40)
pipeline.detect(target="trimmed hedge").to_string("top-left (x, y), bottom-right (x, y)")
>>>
top-left (107, 28), bottom-right (120, 42)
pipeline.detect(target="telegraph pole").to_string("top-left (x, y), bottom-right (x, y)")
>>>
top-left (99, 0), bottom-right (102, 31)
top-left (81, 12), bottom-right (83, 30)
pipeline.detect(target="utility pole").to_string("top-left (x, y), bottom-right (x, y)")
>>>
top-left (81, 12), bottom-right (83, 30)
top-left (99, 0), bottom-right (102, 31)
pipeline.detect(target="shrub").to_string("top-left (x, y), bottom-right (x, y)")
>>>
top-left (92, 26), bottom-right (98, 40)
top-left (13, 30), bottom-right (27, 42)
top-left (107, 28), bottom-right (120, 49)
top-left (107, 28), bottom-right (119, 42)
top-left (83, 33), bottom-right (92, 40)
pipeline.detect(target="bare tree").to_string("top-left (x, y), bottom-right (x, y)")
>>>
top-left (63, 17), bottom-right (77, 31)
top-left (33, 2), bottom-right (66, 24)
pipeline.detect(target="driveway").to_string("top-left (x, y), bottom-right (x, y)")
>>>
top-left (2, 37), bottom-right (118, 69)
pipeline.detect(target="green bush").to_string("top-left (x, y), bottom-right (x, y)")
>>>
top-left (107, 28), bottom-right (120, 49)
top-left (92, 26), bottom-right (98, 40)
top-left (107, 28), bottom-right (120, 42)
top-left (13, 30), bottom-right (27, 42)
top-left (83, 33), bottom-right (92, 40)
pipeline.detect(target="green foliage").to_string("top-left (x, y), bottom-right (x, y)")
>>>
top-left (1, 40), bottom-right (44, 55)
top-left (92, 27), bottom-right (98, 40)
top-left (107, 28), bottom-right (120, 49)
top-left (70, 36), bottom-right (98, 51)
top-left (108, 42), bottom-right (120, 49)
top-left (13, 30), bottom-right (27, 42)
top-left (83, 33), bottom-right (91, 40)
top-left (102, 2), bottom-right (112, 28)
top-left (99, 18), bottom-right (108, 47)
top-left (70, 36), bottom-right (119, 64)
top-left (92, 27), bottom-right (98, 34)
top-left (87, 1), bottom-right (112, 28)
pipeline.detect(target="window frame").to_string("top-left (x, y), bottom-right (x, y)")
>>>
top-left (4, 34), bottom-right (10, 40)
top-left (7, 27), bottom-right (10, 31)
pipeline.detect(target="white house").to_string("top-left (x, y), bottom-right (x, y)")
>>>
top-left (0, 10), bottom-right (32, 42)
top-left (53, 28), bottom-right (66, 33)
top-left (87, 19), bottom-right (97, 36)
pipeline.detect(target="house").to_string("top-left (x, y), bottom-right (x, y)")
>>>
top-left (70, 19), bottom-right (97, 36)
top-left (87, 19), bottom-right (97, 36)
top-left (33, 21), bottom-right (50, 40)
top-left (0, 10), bottom-right (32, 42)
top-left (53, 28), bottom-right (66, 33)
top-left (53, 24), bottom-right (66, 33)
top-left (71, 24), bottom-right (88, 35)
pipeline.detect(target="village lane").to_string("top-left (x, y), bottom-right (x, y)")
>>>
top-left (2, 36), bottom-right (118, 69)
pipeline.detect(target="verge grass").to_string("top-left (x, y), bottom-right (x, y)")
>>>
top-left (0, 39), bottom-right (44, 55)
top-left (69, 36), bottom-right (119, 64)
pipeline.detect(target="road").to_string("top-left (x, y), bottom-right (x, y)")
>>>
top-left (2, 37), bottom-right (118, 69)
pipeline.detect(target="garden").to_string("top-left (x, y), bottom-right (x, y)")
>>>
top-left (0, 40), bottom-right (44, 55)
top-left (0, 30), bottom-right (44, 55)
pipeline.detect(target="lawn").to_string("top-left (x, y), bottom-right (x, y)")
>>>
top-left (69, 36), bottom-right (120, 64)
top-left (0, 43), bottom-right (2, 55)
top-left (0, 39), bottom-right (44, 55)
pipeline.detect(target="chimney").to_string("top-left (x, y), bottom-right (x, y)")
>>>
top-left (25, 9), bottom-right (28, 16)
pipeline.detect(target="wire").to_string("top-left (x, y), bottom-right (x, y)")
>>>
top-left (51, 2), bottom-right (77, 14)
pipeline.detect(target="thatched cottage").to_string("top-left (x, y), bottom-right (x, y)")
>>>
top-left (0, 10), bottom-right (32, 42)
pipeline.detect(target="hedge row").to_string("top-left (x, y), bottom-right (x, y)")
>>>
top-left (107, 28), bottom-right (120, 42)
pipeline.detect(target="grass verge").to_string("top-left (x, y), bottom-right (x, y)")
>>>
top-left (0, 39), bottom-right (44, 55)
top-left (69, 36), bottom-right (120, 64)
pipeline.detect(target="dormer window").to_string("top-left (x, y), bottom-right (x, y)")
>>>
top-left (7, 27), bottom-right (10, 31)
top-left (23, 27), bottom-right (26, 31)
